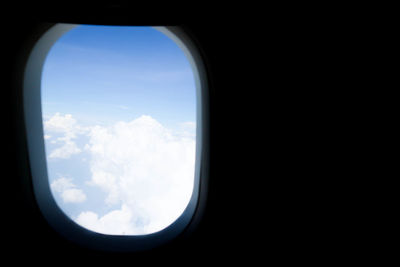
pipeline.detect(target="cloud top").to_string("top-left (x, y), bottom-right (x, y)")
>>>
top-left (44, 113), bottom-right (88, 159)
top-left (82, 115), bottom-right (195, 234)
top-left (45, 113), bottom-right (196, 235)
top-left (51, 177), bottom-right (87, 203)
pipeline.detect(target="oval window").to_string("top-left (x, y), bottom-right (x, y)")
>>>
top-left (23, 23), bottom-right (207, 251)
top-left (41, 25), bottom-right (197, 236)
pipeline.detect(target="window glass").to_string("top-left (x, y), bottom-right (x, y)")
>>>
top-left (41, 25), bottom-right (197, 235)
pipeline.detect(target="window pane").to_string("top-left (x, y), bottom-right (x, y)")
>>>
top-left (41, 25), bottom-right (197, 235)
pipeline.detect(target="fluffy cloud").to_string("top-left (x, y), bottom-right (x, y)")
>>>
top-left (44, 113), bottom-right (87, 159)
top-left (49, 140), bottom-right (81, 159)
top-left (177, 121), bottom-right (196, 138)
top-left (76, 115), bottom-right (196, 235)
top-left (51, 177), bottom-right (87, 203)
top-left (75, 205), bottom-right (139, 235)
top-left (44, 113), bottom-right (80, 135)
top-left (45, 113), bottom-right (196, 235)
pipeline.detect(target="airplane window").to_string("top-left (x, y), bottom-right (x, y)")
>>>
top-left (40, 25), bottom-right (198, 236)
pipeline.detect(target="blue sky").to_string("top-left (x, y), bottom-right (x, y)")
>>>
top-left (41, 25), bottom-right (197, 235)
top-left (42, 25), bottom-right (196, 128)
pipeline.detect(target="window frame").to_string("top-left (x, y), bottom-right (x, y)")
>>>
top-left (23, 23), bottom-right (209, 252)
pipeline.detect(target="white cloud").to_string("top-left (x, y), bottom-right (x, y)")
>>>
top-left (75, 205), bottom-right (139, 235)
top-left (177, 121), bottom-right (196, 138)
top-left (51, 177), bottom-right (87, 203)
top-left (117, 105), bottom-right (130, 110)
top-left (76, 115), bottom-right (196, 235)
top-left (62, 188), bottom-right (86, 203)
top-left (49, 140), bottom-right (81, 159)
top-left (44, 113), bottom-right (87, 159)
top-left (180, 121), bottom-right (196, 129)
top-left (44, 113), bottom-right (79, 134)
top-left (51, 177), bottom-right (74, 192)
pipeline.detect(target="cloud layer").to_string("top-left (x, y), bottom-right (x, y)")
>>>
top-left (44, 114), bottom-right (196, 235)
top-left (51, 177), bottom-right (87, 203)
top-left (44, 113), bottom-right (87, 159)
top-left (83, 115), bottom-right (195, 234)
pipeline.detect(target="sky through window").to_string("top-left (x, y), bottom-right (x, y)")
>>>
top-left (41, 25), bottom-right (197, 235)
